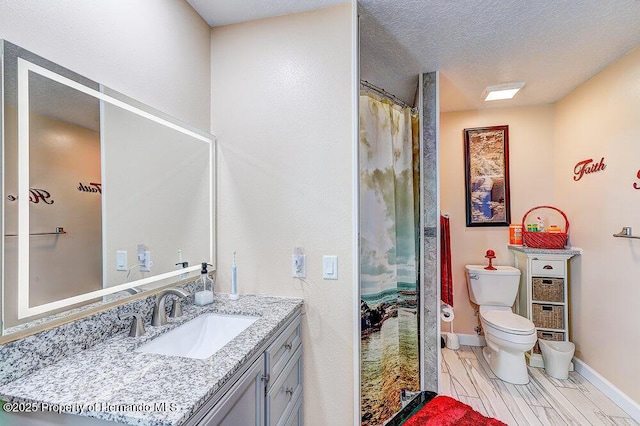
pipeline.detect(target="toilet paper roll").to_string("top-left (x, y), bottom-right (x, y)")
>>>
top-left (440, 304), bottom-right (455, 322)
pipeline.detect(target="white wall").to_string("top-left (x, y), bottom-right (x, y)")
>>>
top-left (0, 0), bottom-right (211, 129)
top-left (440, 106), bottom-right (556, 334)
top-left (554, 46), bottom-right (640, 403)
top-left (211, 4), bottom-right (355, 424)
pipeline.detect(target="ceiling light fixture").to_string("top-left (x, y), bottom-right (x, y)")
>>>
top-left (482, 82), bottom-right (526, 101)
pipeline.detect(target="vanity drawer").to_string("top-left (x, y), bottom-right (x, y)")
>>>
top-left (531, 259), bottom-right (565, 277)
top-left (266, 314), bottom-right (302, 385)
top-left (268, 346), bottom-right (303, 426)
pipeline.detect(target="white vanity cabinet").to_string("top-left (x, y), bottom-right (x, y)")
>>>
top-left (188, 312), bottom-right (303, 426)
top-left (197, 357), bottom-right (266, 425)
top-left (265, 316), bottom-right (303, 426)
top-left (509, 247), bottom-right (581, 368)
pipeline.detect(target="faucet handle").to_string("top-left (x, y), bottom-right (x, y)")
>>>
top-left (119, 313), bottom-right (146, 337)
top-left (169, 298), bottom-right (183, 318)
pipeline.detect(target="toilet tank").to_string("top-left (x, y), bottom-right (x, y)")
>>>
top-left (465, 265), bottom-right (521, 306)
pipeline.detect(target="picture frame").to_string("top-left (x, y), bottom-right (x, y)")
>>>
top-left (464, 125), bottom-right (511, 227)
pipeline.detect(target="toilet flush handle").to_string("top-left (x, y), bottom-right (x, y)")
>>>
top-left (469, 274), bottom-right (479, 280)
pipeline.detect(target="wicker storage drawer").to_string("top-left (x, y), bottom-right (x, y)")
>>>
top-left (532, 277), bottom-right (564, 302)
top-left (533, 331), bottom-right (565, 354)
top-left (532, 303), bottom-right (564, 329)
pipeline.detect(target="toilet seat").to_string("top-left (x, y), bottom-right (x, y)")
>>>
top-left (481, 310), bottom-right (535, 335)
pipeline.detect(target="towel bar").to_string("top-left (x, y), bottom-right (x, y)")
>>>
top-left (5, 227), bottom-right (66, 237)
top-left (613, 227), bottom-right (640, 239)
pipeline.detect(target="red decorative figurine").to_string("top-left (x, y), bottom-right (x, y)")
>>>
top-left (484, 249), bottom-right (496, 270)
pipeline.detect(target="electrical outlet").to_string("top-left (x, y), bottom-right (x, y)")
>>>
top-left (137, 244), bottom-right (151, 272)
top-left (140, 250), bottom-right (151, 272)
top-left (137, 244), bottom-right (146, 263)
top-left (292, 254), bottom-right (306, 278)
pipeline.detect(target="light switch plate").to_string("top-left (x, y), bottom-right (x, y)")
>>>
top-left (323, 255), bottom-right (338, 280)
top-left (116, 250), bottom-right (127, 271)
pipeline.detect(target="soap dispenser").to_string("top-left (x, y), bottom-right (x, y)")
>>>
top-left (194, 262), bottom-right (214, 306)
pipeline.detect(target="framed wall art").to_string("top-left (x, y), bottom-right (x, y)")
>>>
top-left (464, 125), bottom-right (511, 227)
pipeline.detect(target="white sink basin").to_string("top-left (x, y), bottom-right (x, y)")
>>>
top-left (136, 313), bottom-right (259, 359)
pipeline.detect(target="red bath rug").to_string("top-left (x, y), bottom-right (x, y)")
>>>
top-left (403, 395), bottom-right (507, 426)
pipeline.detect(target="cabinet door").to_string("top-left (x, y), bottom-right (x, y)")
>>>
top-left (198, 358), bottom-right (265, 426)
top-left (267, 346), bottom-right (303, 426)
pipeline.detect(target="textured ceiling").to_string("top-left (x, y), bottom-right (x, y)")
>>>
top-left (359, 0), bottom-right (640, 111)
top-left (189, 0), bottom-right (640, 111)
top-left (186, 0), bottom-right (345, 27)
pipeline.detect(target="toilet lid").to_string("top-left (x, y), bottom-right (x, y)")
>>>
top-left (482, 310), bottom-right (535, 335)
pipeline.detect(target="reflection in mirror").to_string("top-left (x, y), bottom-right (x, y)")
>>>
top-left (4, 65), bottom-right (104, 329)
top-left (102, 97), bottom-right (212, 289)
top-left (1, 41), bottom-right (215, 335)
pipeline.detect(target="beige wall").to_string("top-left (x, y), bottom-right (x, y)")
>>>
top-left (211, 4), bottom-right (355, 424)
top-left (440, 106), bottom-right (556, 334)
top-left (0, 0), bottom-right (212, 325)
top-left (441, 47), bottom-right (640, 404)
top-left (554, 46), bottom-right (640, 403)
top-left (0, 0), bottom-right (211, 130)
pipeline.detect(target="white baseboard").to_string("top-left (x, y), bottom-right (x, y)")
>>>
top-left (573, 357), bottom-right (640, 422)
top-left (453, 333), bottom-right (486, 347)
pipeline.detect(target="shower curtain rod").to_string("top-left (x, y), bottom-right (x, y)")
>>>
top-left (360, 80), bottom-right (415, 110)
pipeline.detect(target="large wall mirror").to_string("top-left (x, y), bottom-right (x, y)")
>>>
top-left (1, 41), bottom-right (215, 335)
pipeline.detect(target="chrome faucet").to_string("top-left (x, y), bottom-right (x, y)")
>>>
top-left (152, 288), bottom-right (190, 326)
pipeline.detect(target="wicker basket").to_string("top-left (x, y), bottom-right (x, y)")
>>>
top-left (533, 331), bottom-right (565, 354)
top-left (532, 303), bottom-right (564, 329)
top-left (522, 206), bottom-right (569, 249)
top-left (532, 277), bottom-right (564, 302)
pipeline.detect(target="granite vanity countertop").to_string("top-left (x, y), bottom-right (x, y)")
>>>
top-left (0, 294), bottom-right (303, 426)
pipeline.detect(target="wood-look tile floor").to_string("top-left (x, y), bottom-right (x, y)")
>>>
top-left (440, 345), bottom-right (639, 426)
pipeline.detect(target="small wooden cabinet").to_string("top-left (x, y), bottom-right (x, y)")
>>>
top-left (509, 246), bottom-right (581, 368)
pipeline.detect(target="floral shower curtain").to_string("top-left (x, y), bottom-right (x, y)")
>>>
top-left (360, 91), bottom-right (420, 425)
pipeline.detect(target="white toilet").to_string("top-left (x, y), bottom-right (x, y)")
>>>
top-left (465, 265), bottom-right (537, 384)
top-left (538, 339), bottom-right (575, 380)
